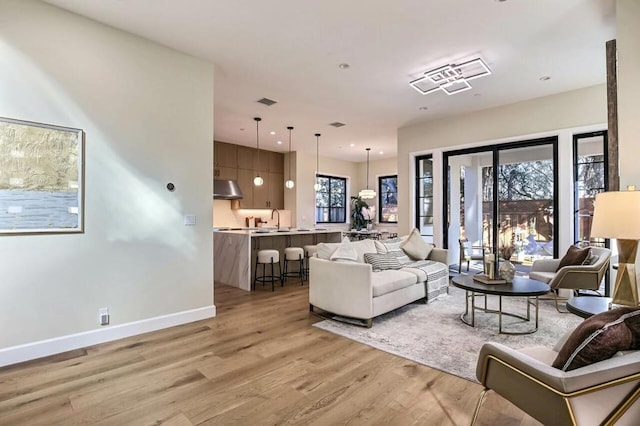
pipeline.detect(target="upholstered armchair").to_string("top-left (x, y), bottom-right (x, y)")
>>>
top-left (472, 339), bottom-right (640, 425)
top-left (458, 238), bottom-right (488, 274)
top-left (529, 246), bottom-right (611, 312)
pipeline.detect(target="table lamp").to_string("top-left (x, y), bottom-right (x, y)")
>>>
top-left (590, 188), bottom-right (640, 306)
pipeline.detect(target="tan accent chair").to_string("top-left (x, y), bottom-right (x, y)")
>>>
top-left (472, 335), bottom-right (640, 425)
top-left (458, 238), bottom-right (488, 274)
top-left (529, 246), bottom-right (611, 312)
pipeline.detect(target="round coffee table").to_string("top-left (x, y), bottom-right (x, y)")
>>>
top-left (451, 274), bottom-right (551, 335)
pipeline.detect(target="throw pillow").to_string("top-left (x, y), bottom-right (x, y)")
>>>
top-left (552, 306), bottom-right (640, 371)
top-left (400, 228), bottom-right (433, 260)
top-left (363, 253), bottom-right (402, 271)
top-left (316, 242), bottom-right (339, 260)
top-left (376, 237), bottom-right (411, 265)
top-left (557, 246), bottom-right (591, 271)
top-left (329, 237), bottom-right (358, 262)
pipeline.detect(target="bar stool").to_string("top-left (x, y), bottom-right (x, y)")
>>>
top-left (302, 244), bottom-right (317, 280)
top-left (283, 247), bottom-right (305, 285)
top-left (254, 249), bottom-right (282, 292)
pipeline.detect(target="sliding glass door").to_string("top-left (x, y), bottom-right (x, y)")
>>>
top-left (443, 137), bottom-right (558, 272)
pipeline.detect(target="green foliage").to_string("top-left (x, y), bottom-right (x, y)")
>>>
top-left (350, 196), bottom-right (369, 230)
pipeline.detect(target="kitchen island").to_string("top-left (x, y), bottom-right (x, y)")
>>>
top-left (214, 228), bottom-right (342, 291)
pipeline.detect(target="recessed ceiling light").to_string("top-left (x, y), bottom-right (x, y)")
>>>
top-left (338, 63), bottom-right (350, 69)
top-left (270, 131), bottom-right (276, 135)
top-left (419, 106), bottom-right (429, 111)
top-left (379, 151), bottom-right (384, 155)
top-left (540, 76), bottom-right (551, 81)
top-left (240, 128), bottom-right (245, 131)
top-left (350, 143), bottom-right (355, 147)
top-left (277, 140), bottom-right (282, 145)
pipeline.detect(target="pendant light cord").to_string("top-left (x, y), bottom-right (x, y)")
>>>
top-left (288, 127), bottom-right (293, 181)
top-left (254, 117), bottom-right (261, 176)
top-left (315, 133), bottom-right (321, 178)
top-left (366, 147), bottom-right (371, 189)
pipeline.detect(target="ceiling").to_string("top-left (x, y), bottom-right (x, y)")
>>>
top-left (43, 0), bottom-right (615, 163)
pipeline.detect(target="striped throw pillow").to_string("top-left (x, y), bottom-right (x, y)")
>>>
top-left (364, 253), bottom-right (402, 271)
top-left (375, 238), bottom-right (411, 265)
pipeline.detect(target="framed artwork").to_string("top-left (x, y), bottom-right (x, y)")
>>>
top-left (0, 117), bottom-right (84, 234)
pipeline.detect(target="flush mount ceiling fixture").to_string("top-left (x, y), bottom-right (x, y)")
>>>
top-left (409, 57), bottom-right (491, 96)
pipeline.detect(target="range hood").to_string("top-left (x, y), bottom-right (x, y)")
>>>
top-left (213, 179), bottom-right (243, 200)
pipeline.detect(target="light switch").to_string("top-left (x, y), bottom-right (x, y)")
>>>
top-left (184, 214), bottom-right (196, 226)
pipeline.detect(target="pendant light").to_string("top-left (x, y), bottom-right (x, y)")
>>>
top-left (313, 133), bottom-right (321, 191)
top-left (253, 117), bottom-right (263, 186)
top-left (358, 148), bottom-right (376, 199)
top-left (284, 126), bottom-right (295, 189)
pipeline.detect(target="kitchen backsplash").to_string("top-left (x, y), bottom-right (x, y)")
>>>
top-left (213, 200), bottom-right (291, 228)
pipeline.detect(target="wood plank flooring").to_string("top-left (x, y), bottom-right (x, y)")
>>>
top-left (0, 281), bottom-right (541, 425)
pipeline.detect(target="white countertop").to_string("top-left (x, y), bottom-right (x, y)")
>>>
top-left (214, 228), bottom-right (342, 237)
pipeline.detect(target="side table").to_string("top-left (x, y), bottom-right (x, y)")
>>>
top-left (566, 296), bottom-right (612, 318)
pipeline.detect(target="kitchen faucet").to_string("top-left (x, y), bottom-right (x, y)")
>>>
top-left (271, 208), bottom-right (280, 229)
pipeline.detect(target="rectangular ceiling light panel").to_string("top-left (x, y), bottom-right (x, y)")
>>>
top-left (410, 57), bottom-right (491, 95)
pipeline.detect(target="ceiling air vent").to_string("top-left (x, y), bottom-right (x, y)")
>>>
top-left (257, 97), bottom-right (277, 106)
top-left (330, 122), bottom-right (346, 128)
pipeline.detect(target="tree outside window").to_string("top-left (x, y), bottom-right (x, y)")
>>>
top-left (379, 175), bottom-right (398, 223)
top-left (315, 175), bottom-right (346, 223)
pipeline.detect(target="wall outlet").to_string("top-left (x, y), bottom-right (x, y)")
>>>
top-left (99, 307), bottom-right (109, 326)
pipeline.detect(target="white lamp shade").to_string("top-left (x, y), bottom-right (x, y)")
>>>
top-left (359, 189), bottom-right (376, 199)
top-left (590, 190), bottom-right (640, 240)
top-left (253, 175), bottom-right (264, 186)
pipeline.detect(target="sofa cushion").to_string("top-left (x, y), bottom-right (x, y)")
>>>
top-left (375, 237), bottom-right (411, 265)
top-left (400, 228), bottom-right (433, 260)
top-left (371, 270), bottom-right (419, 297)
top-left (364, 253), bottom-right (402, 271)
top-left (558, 246), bottom-right (591, 270)
top-left (330, 237), bottom-right (358, 262)
top-left (317, 242), bottom-right (339, 260)
top-left (317, 238), bottom-right (376, 263)
top-left (552, 306), bottom-right (640, 371)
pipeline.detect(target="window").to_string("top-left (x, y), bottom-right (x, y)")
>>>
top-left (378, 175), bottom-right (398, 223)
top-left (315, 174), bottom-right (346, 223)
top-left (415, 155), bottom-right (434, 242)
top-left (573, 131), bottom-right (608, 245)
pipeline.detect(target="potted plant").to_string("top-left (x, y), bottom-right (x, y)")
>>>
top-left (350, 196), bottom-right (369, 230)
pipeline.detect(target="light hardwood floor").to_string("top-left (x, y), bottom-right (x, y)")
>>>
top-left (0, 281), bottom-right (540, 425)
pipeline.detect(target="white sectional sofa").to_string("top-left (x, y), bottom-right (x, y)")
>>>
top-left (309, 230), bottom-right (449, 327)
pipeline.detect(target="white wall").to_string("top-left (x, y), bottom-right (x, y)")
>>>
top-left (617, 0), bottom-right (640, 187)
top-left (397, 85), bottom-right (608, 249)
top-left (0, 0), bottom-right (214, 363)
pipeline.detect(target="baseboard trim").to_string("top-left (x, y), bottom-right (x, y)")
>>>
top-left (0, 305), bottom-right (216, 368)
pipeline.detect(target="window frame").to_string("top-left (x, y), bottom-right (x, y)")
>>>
top-left (415, 155), bottom-right (434, 242)
top-left (315, 174), bottom-right (347, 224)
top-left (378, 174), bottom-right (398, 224)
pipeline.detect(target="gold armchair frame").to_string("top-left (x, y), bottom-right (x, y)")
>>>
top-left (529, 246), bottom-right (611, 313)
top-left (472, 341), bottom-right (640, 425)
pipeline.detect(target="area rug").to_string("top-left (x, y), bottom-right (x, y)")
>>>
top-left (313, 286), bottom-right (583, 382)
